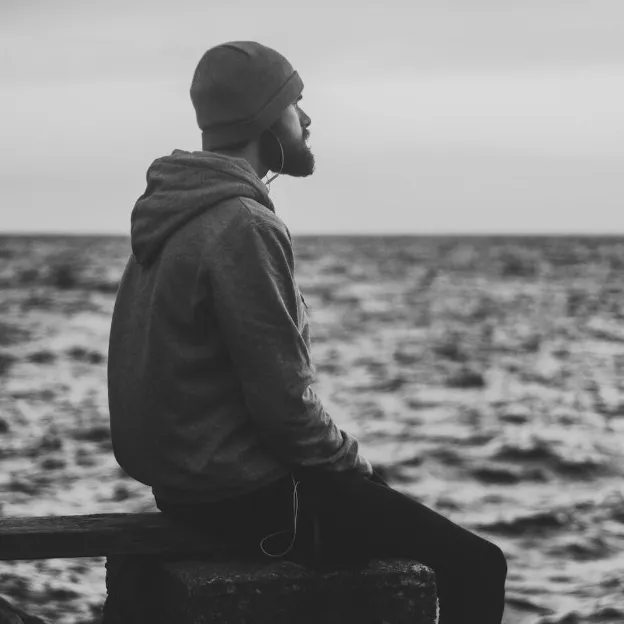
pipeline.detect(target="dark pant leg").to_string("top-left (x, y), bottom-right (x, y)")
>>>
top-left (156, 470), bottom-right (507, 624)
top-left (155, 475), bottom-right (297, 554)
top-left (291, 469), bottom-right (507, 624)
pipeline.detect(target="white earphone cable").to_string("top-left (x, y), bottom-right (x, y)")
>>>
top-left (259, 472), bottom-right (300, 557)
top-left (264, 129), bottom-right (284, 191)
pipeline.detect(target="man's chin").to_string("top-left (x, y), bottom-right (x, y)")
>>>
top-left (282, 147), bottom-right (315, 177)
top-left (285, 165), bottom-right (315, 178)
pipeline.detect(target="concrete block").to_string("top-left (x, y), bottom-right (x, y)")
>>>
top-left (103, 555), bottom-right (438, 624)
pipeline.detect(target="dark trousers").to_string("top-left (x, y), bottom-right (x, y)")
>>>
top-left (156, 468), bottom-right (507, 624)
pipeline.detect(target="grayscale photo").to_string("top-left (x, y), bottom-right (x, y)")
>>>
top-left (1, 2), bottom-right (623, 623)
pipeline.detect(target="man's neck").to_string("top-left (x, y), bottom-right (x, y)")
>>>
top-left (209, 142), bottom-right (269, 180)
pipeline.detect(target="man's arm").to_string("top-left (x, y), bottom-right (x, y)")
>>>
top-left (207, 214), bottom-right (372, 477)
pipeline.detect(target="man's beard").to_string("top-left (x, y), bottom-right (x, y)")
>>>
top-left (260, 127), bottom-right (315, 178)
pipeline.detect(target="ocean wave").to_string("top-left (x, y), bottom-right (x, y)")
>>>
top-left (534, 605), bottom-right (624, 623)
top-left (546, 534), bottom-right (613, 561)
top-left (490, 438), bottom-right (611, 479)
top-left (476, 509), bottom-right (570, 536)
top-left (471, 462), bottom-right (548, 484)
top-left (493, 438), bottom-right (556, 462)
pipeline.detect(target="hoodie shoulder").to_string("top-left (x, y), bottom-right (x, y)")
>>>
top-left (192, 195), bottom-right (291, 258)
top-left (236, 197), bottom-right (288, 233)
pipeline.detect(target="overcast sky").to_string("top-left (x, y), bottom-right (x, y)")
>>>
top-left (2, 0), bottom-right (624, 235)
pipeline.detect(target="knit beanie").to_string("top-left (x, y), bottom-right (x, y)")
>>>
top-left (190, 41), bottom-right (304, 150)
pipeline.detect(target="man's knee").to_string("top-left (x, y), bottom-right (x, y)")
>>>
top-left (484, 542), bottom-right (507, 583)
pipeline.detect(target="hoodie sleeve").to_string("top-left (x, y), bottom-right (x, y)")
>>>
top-left (207, 215), bottom-right (372, 477)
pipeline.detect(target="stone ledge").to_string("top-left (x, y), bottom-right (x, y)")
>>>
top-left (104, 556), bottom-right (438, 624)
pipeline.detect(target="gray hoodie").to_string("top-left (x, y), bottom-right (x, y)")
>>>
top-left (107, 149), bottom-right (372, 503)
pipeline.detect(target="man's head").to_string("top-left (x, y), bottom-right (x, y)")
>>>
top-left (190, 41), bottom-right (314, 179)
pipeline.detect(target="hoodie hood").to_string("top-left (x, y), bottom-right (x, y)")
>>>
top-left (130, 149), bottom-right (274, 266)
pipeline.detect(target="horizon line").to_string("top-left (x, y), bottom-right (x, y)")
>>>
top-left (1, 231), bottom-right (624, 238)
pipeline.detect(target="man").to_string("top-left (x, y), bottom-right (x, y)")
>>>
top-left (107, 41), bottom-right (507, 624)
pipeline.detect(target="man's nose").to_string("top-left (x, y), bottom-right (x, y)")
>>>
top-left (299, 108), bottom-right (311, 128)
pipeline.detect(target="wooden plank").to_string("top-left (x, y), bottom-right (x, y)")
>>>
top-left (0, 513), bottom-right (246, 561)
